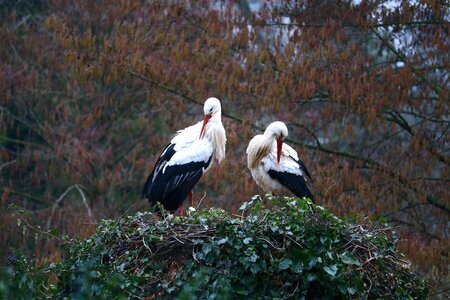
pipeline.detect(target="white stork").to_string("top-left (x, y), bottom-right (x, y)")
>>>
top-left (246, 121), bottom-right (315, 202)
top-left (142, 97), bottom-right (226, 213)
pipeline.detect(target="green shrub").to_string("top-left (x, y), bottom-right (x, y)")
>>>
top-left (2, 196), bottom-right (428, 299)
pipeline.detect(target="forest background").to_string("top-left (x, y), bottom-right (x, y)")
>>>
top-left (0, 0), bottom-right (448, 295)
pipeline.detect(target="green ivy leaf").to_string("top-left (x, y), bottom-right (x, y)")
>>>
top-left (290, 262), bottom-right (303, 274)
top-left (278, 259), bottom-right (292, 270)
top-left (306, 273), bottom-right (317, 282)
top-left (308, 257), bottom-right (319, 269)
top-left (250, 260), bottom-right (265, 274)
top-left (248, 253), bottom-right (258, 263)
top-left (238, 202), bottom-right (248, 211)
top-left (323, 265), bottom-right (338, 277)
top-left (202, 244), bottom-right (212, 256)
top-left (347, 286), bottom-right (357, 295)
top-left (217, 237), bottom-right (229, 245)
top-left (341, 252), bottom-right (361, 266)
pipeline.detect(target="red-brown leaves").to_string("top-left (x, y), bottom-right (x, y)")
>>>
top-left (1, 0), bottom-right (448, 291)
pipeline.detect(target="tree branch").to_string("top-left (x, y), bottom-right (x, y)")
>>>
top-left (1, 186), bottom-right (49, 205)
top-left (247, 20), bottom-right (447, 29)
top-left (370, 29), bottom-right (443, 97)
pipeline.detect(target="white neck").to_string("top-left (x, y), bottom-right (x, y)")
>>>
top-left (203, 114), bottom-right (226, 163)
top-left (248, 134), bottom-right (274, 169)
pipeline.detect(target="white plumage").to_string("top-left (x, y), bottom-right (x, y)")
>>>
top-left (142, 97), bottom-right (226, 213)
top-left (246, 121), bottom-right (314, 201)
top-left (164, 126), bottom-right (213, 170)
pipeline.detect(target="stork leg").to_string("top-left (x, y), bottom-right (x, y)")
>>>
top-left (179, 201), bottom-right (185, 216)
top-left (215, 165), bottom-right (220, 177)
top-left (189, 191), bottom-right (194, 208)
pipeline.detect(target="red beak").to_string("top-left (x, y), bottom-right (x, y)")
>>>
top-left (200, 114), bottom-right (212, 139)
top-left (276, 138), bottom-right (283, 164)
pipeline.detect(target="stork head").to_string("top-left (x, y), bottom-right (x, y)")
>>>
top-left (200, 97), bottom-right (222, 139)
top-left (265, 121), bottom-right (288, 164)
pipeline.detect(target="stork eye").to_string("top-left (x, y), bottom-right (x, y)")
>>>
top-left (209, 108), bottom-right (213, 113)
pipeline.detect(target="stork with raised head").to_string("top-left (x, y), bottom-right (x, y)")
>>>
top-left (142, 97), bottom-right (226, 213)
top-left (246, 121), bottom-right (315, 202)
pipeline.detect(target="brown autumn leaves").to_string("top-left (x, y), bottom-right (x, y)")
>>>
top-left (1, 0), bottom-right (448, 289)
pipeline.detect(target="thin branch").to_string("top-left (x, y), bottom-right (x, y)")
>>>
top-left (387, 218), bottom-right (441, 240)
top-left (0, 106), bottom-right (49, 146)
top-left (383, 110), bottom-right (412, 134)
top-left (46, 185), bottom-right (93, 231)
top-left (0, 186), bottom-right (48, 205)
top-left (382, 202), bottom-right (428, 218)
top-left (371, 29), bottom-right (443, 96)
top-left (0, 135), bottom-right (46, 148)
top-left (1, 106), bottom-right (94, 183)
top-left (12, 208), bottom-right (63, 241)
top-left (397, 110), bottom-right (450, 124)
top-left (364, 118), bottom-right (425, 157)
top-left (409, 177), bottom-right (450, 182)
top-left (75, 185), bottom-right (93, 219)
top-left (128, 71), bottom-right (245, 125)
top-left (195, 192), bottom-right (207, 210)
top-left (288, 122), bottom-right (322, 148)
top-left (428, 287), bottom-right (450, 298)
top-left (382, 109), bottom-right (450, 166)
top-left (247, 20), bottom-right (447, 29)
top-left (0, 160), bottom-right (16, 173)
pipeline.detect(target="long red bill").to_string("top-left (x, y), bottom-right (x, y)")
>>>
top-left (199, 114), bottom-right (212, 139)
top-left (276, 138), bottom-right (283, 164)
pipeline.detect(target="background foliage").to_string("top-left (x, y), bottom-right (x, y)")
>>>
top-left (0, 0), bottom-right (448, 296)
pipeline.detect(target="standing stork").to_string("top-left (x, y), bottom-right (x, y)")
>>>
top-left (246, 121), bottom-right (315, 202)
top-left (142, 97), bottom-right (226, 213)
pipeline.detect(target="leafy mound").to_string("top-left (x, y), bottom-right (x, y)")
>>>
top-left (3, 196), bottom-right (427, 299)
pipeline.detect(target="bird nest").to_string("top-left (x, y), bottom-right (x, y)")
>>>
top-left (88, 200), bottom-right (424, 298)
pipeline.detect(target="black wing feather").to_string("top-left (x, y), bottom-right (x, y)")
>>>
top-left (296, 157), bottom-right (312, 180)
top-left (142, 143), bottom-right (212, 212)
top-left (287, 154), bottom-right (312, 180)
top-left (268, 169), bottom-right (315, 203)
top-left (142, 143), bottom-right (176, 197)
